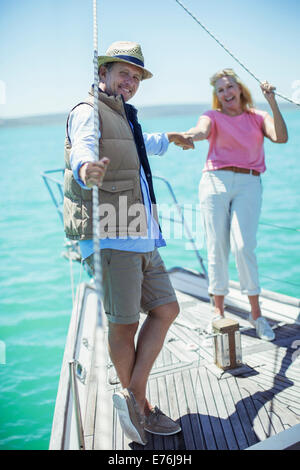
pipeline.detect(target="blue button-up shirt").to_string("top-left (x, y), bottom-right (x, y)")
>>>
top-left (68, 103), bottom-right (169, 259)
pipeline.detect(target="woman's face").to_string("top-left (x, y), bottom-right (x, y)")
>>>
top-left (215, 76), bottom-right (242, 113)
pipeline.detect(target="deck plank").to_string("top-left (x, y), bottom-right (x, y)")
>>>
top-left (157, 375), bottom-right (178, 450)
top-left (164, 372), bottom-right (186, 450)
top-left (198, 368), bottom-right (229, 450)
top-left (207, 374), bottom-right (239, 450)
top-left (93, 330), bottom-right (114, 450)
top-left (223, 377), bottom-right (258, 448)
top-left (217, 377), bottom-right (248, 449)
top-left (181, 369), bottom-right (205, 450)
top-left (174, 370), bottom-right (196, 450)
top-left (147, 378), bottom-right (165, 450)
top-left (190, 367), bottom-right (217, 450)
top-left (237, 384), bottom-right (266, 444)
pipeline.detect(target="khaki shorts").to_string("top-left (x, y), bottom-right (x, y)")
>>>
top-left (85, 248), bottom-right (177, 324)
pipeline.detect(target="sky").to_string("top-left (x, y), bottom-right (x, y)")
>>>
top-left (1, 0), bottom-right (300, 118)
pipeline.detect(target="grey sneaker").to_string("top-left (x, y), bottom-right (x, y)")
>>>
top-left (112, 388), bottom-right (147, 445)
top-left (248, 315), bottom-right (275, 341)
top-left (144, 406), bottom-right (181, 436)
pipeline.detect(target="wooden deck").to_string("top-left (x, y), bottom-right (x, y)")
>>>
top-left (84, 270), bottom-right (300, 451)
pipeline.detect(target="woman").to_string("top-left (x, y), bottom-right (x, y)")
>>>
top-left (184, 68), bottom-right (288, 341)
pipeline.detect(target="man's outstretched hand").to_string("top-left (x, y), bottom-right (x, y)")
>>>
top-left (79, 157), bottom-right (110, 188)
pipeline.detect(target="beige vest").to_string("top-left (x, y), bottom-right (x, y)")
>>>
top-left (64, 91), bottom-right (147, 240)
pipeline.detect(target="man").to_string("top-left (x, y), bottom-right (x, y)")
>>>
top-left (64, 41), bottom-right (194, 446)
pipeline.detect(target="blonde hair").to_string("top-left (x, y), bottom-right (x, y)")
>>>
top-left (210, 68), bottom-right (254, 111)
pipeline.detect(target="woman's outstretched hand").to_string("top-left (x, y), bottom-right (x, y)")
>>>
top-left (167, 132), bottom-right (195, 150)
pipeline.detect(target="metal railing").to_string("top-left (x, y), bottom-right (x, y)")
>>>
top-left (153, 175), bottom-right (208, 279)
top-left (69, 360), bottom-right (85, 450)
top-left (41, 169), bottom-right (64, 224)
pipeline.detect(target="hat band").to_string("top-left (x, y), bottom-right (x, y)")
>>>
top-left (113, 54), bottom-right (144, 67)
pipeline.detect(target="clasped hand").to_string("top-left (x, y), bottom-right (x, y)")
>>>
top-left (170, 132), bottom-right (195, 150)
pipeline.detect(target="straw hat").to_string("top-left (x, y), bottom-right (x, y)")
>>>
top-left (98, 41), bottom-right (153, 80)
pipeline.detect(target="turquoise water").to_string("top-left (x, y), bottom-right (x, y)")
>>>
top-left (0, 109), bottom-right (299, 449)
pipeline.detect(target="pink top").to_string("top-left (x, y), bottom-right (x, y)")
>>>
top-left (202, 109), bottom-right (268, 173)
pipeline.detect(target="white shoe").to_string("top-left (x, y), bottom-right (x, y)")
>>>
top-left (248, 315), bottom-right (275, 341)
top-left (112, 389), bottom-right (147, 445)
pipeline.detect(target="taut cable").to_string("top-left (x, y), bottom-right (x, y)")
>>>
top-left (175, 0), bottom-right (300, 107)
top-left (92, 0), bottom-right (103, 319)
top-left (91, 0), bottom-right (111, 450)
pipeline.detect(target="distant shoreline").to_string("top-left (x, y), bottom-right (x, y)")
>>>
top-left (0, 102), bottom-right (294, 128)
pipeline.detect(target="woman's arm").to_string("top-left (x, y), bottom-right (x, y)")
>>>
top-left (185, 115), bottom-right (211, 141)
top-left (261, 81), bottom-right (288, 143)
top-left (165, 115), bottom-right (211, 150)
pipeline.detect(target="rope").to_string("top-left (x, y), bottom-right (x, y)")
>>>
top-left (90, 0), bottom-right (111, 451)
top-left (92, 0), bottom-right (103, 318)
top-left (174, 0), bottom-right (300, 108)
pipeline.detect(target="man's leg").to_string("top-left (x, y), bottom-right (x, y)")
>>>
top-left (107, 321), bottom-right (139, 389)
top-left (108, 301), bottom-right (179, 415)
top-left (105, 249), bottom-right (180, 439)
top-left (128, 301), bottom-right (179, 414)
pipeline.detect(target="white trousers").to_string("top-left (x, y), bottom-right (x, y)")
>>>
top-left (199, 170), bottom-right (263, 296)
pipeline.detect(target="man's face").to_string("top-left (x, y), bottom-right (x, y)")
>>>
top-left (99, 62), bottom-right (142, 102)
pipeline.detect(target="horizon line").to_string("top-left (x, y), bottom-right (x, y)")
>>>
top-left (0, 100), bottom-right (293, 123)
top-left (0, 102), bottom-right (211, 121)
